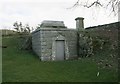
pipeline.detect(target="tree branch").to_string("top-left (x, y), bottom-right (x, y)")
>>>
top-left (67, 0), bottom-right (119, 15)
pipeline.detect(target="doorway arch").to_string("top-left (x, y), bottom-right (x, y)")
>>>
top-left (52, 34), bottom-right (69, 61)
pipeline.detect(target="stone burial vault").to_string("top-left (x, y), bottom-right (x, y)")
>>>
top-left (32, 17), bottom-right (84, 61)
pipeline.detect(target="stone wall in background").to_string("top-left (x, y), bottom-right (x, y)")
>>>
top-left (85, 22), bottom-right (119, 42)
top-left (78, 22), bottom-right (119, 57)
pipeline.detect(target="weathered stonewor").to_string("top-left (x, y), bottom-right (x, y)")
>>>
top-left (32, 20), bottom-right (79, 61)
top-left (32, 18), bottom-right (119, 61)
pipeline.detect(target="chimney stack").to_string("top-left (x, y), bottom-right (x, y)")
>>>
top-left (75, 17), bottom-right (84, 31)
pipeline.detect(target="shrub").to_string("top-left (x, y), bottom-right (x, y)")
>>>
top-left (79, 33), bottom-right (109, 58)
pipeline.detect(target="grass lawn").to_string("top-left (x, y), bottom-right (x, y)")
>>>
top-left (2, 35), bottom-right (118, 82)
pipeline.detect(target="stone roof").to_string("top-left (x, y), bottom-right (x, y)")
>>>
top-left (40, 20), bottom-right (67, 28)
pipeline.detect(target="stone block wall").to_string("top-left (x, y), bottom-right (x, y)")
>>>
top-left (32, 28), bottom-right (78, 61)
top-left (32, 30), bottom-right (41, 58)
top-left (77, 22), bottom-right (119, 57)
top-left (85, 22), bottom-right (119, 41)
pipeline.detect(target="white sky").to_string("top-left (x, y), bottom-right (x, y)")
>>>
top-left (0, 0), bottom-right (118, 30)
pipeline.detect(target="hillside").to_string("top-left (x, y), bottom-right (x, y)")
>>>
top-left (2, 35), bottom-right (118, 82)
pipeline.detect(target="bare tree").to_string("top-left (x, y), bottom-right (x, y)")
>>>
top-left (25, 24), bottom-right (31, 33)
top-left (19, 22), bottom-right (24, 32)
top-left (68, 0), bottom-right (119, 15)
top-left (13, 21), bottom-right (19, 32)
top-left (31, 27), bottom-right (34, 32)
top-left (13, 22), bottom-right (31, 33)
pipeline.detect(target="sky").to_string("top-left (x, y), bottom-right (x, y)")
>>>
top-left (0, 0), bottom-right (118, 30)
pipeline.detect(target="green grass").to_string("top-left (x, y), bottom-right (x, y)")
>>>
top-left (2, 35), bottom-right (118, 82)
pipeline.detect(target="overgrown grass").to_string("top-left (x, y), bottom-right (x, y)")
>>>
top-left (2, 35), bottom-right (118, 82)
